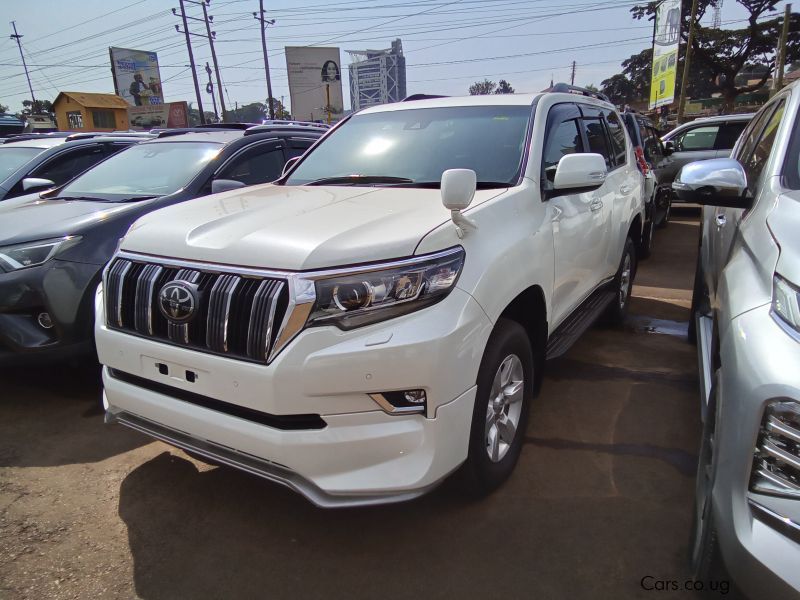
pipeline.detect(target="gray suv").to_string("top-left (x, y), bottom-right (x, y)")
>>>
top-left (676, 85), bottom-right (800, 598)
top-left (662, 113), bottom-right (752, 200)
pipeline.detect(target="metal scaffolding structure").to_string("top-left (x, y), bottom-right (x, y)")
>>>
top-left (347, 39), bottom-right (407, 111)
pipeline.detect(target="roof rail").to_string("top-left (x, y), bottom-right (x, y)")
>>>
top-left (196, 122), bottom-right (256, 130)
top-left (243, 124), bottom-right (327, 137)
top-left (402, 94), bottom-right (448, 102)
top-left (549, 83), bottom-right (610, 103)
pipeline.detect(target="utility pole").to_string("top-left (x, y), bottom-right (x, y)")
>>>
top-left (205, 62), bottom-right (218, 121)
top-left (570, 61), bottom-right (576, 85)
top-left (677, 0), bottom-right (699, 124)
top-left (775, 3), bottom-right (792, 92)
top-left (10, 22), bottom-right (36, 107)
top-left (254, 0), bottom-right (276, 120)
top-left (200, 0), bottom-right (227, 121)
top-left (173, 0), bottom-right (206, 124)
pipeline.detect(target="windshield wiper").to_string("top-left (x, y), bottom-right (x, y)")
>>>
top-left (58, 195), bottom-right (107, 202)
top-left (384, 181), bottom-right (511, 189)
top-left (306, 175), bottom-right (414, 186)
top-left (119, 195), bottom-right (159, 202)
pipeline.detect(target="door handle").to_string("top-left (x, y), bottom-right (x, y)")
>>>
top-left (715, 214), bottom-right (727, 228)
top-left (620, 185), bottom-right (633, 194)
top-left (590, 199), bottom-right (603, 212)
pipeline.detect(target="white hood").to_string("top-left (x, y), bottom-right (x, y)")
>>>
top-left (122, 183), bottom-right (505, 270)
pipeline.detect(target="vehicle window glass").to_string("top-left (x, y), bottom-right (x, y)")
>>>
top-left (31, 146), bottom-right (106, 186)
top-left (742, 100), bottom-right (785, 193)
top-left (285, 105), bottom-right (532, 186)
top-left (542, 118), bottom-right (583, 183)
top-left (0, 146), bottom-right (44, 179)
top-left (714, 121), bottom-right (748, 151)
top-left (643, 127), bottom-right (664, 164)
top-left (59, 141), bottom-right (222, 201)
top-left (604, 111), bottom-right (627, 166)
top-left (675, 125), bottom-right (719, 151)
top-left (219, 146), bottom-right (284, 185)
top-left (581, 117), bottom-right (612, 169)
top-left (734, 108), bottom-right (774, 163)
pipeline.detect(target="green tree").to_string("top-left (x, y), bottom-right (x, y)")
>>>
top-left (21, 99), bottom-right (54, 116)
top-left (0, 103), bottom-right (9, 113)
top-left (469, 79), bottom-right (497, 95)
top-left (600, 73), bottom-right (637, 105)
top-left (584, 83), bottom-right (599, 92)
top-left (632, 0), bottom-right (800, 110)
top-left (266, 97), bottom-right (291, 120)
top-left (495, 79), bottom-right (515, 94)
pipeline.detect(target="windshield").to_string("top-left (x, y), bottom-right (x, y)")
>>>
top-left (285, 105), bottom-right (532, 187)
top-left (59, 141), bottom-right (222, 201)
top-left (0, 146), bottom-right (46, 179)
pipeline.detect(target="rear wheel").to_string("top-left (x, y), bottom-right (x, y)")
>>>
top-left (639, 203), bottom-right (655, 259)
top-left (461, 319), bottom-right (533, 495)
top-left (605, 236), bottom-right (636, 325)
top-left (655, 189), bottom-right (672, 228)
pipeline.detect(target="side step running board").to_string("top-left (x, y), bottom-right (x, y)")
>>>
top-left (546, 289), bottom-right (616, 360)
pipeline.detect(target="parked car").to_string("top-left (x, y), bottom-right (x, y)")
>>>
top-left (676, 84), bottom-right (800, 598)
top-left (0, 135), bottom-right (147, 201)
top-left (0, 126), bottom-right (324, 365)
top-left (661, 113), bottom-right (753, 200)
top-left (621, 110), bottom-right (674, 254)
top-left (96, 84), bottom-right (646, 507)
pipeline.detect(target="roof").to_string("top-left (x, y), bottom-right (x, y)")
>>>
top-left (1, 137), bottom-right (65, 149)
top-left (360, 94), bottom-right (541, 113)
top-left (54, 92), bottom-right (129, 109)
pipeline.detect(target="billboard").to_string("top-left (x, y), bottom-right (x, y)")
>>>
top-left (649, 0), bottom-right (681, 109)
top-left (285, 46), bottom-right (344, 123)
top-left (128, 102), bottom-right (189, 130)
top-left (109, 47), bottom-right (164, 107)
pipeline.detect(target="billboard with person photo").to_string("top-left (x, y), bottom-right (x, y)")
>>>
top-left (285, 46), bottom-right (344, 123)
top-left (109, 47), bottom-right (165, 106)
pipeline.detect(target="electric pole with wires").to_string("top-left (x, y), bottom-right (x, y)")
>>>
top-left (10, 22), bottom-right (37, 107)
top-left (173, 0), bottom-right (206, 124)
top-left (254, 0), bottom-right (276, 120)
top-left (193, 0), bottom-right (228, 122)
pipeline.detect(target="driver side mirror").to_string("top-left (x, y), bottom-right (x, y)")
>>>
top-left (551, 153), bottom-right (607, 194)
top-left (663, 140), bottom-right (675, 156)
top-left (672, 158), bottom-right (753, 209)
top-left (22, 177), bottom-right (56, 192)
top-left (281, 156), bottom-right (300, 177)
top-left (210, 178), bottom-right (247, 194)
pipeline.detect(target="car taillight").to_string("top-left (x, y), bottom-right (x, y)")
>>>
top-left (634, 146), bottom-right (649, 175)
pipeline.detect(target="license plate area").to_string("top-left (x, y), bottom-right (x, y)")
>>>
top-left (141, 355), bottom-right (209, 386)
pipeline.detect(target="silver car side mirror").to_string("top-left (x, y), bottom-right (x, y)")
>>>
top-left (673, 158), bottom-right (753, 209)
top-left (22, 177), bottom-right (56, 192)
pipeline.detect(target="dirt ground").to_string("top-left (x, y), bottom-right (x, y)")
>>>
top-left (0, 211), bottom-right (706, 600)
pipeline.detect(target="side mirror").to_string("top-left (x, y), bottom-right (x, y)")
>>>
top-left (282, 156), bottom-right (301, 177)
top-left (22, 177), bottom-right (56, 192)
top-left (672, 158), bottom-right (752, 209)
top-left (211, 178), bottom-right (247, 194)
top-left (441, 168), bottom-right (477, 238)
top-left (663, 140), bottom-right (675, 156)
top-left (552, 153), bottom-right (607, 192)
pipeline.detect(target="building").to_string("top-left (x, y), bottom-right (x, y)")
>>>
top-left (53, 92), bottom-right (129, 132)
top-left (347, 39), bottom-right (407, 111)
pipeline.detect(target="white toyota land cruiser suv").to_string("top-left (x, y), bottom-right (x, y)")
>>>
top-left (97, 85), bottom-right (645, 507)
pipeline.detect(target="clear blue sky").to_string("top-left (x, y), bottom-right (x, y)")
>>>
top-left (0, 0), bottom-right (783, 115)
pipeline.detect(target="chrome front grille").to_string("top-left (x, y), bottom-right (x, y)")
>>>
top-left (104, 257), bottom-right (288, 364)
top-left (751, 401), bottom-right (800, 497)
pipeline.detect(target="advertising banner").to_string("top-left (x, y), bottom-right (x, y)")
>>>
top-left (128, 102), bottom-right (189, 130)
top-left (109, 47), bottom-right (165, 107)
top-left (285, 46), bottom-right (344, 123)
top-left (649, 0), bottom-right (681, 109)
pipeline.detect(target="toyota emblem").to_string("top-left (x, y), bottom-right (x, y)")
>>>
top-left (158, 280), bottom-right (199, 323)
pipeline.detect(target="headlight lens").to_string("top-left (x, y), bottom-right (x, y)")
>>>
top-left (773, 274), bottom-right (800, 334)
top-left (307, 247), bottom-right (465, 329)
top-left (0, 236), bottom-right (80, 272)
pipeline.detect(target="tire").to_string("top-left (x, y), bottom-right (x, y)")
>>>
top-left (461, 318), bottom-right (534, 495)
top-left (656, 191), bottom-right (672, 229)
top-left (639, 206), bottom-right (655, 259)
top-left (605, 236), bottom-right (636, 325)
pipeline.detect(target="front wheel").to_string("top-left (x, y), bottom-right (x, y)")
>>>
top-left (461, 318), bottom-right (533, 495)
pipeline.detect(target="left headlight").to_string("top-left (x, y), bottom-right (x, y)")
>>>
top-left (0, 236), bottom-right (81, 272)
top-left (306, 247), bottom-right (465, 330)
top-left (773, 274), bottom-right (800, 335)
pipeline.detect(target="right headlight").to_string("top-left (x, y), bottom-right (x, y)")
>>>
top-left (772, 274), bottom-right (800, 335)
top-left (0, 236), bottom-right (81, 272)
top-left (305, 247), bottom-right (465, 330)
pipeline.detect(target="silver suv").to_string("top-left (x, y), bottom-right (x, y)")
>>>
top-left (676, 85), bottom-right (800, 598)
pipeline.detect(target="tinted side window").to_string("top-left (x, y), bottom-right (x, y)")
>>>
top-left (742, 100), bottom-right (785, 194)
top-left (31, 145), bottom-right (107, 186)
top-left (714, 121), bottom-right (748, 151)
top-left (675, 125), bottom-right (719, 151)
top-left (542, 118), bottom-right (583, 182)
top-left (604, 111), bottom-right (627, 167)
top-left (219, 145), bottom-right (285, 185)
top-left (643, 127), bottom-right (664, 164)
top-left (581, 118), bottom-right (612, 168)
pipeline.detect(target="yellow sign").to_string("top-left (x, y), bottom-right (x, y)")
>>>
top-left (649, 0), bottom-right (681, 109)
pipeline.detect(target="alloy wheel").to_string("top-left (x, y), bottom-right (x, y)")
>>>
top-left (485, 354), bottom-right (525, 463)
top-left (619, 253), bottom-right (632, 309)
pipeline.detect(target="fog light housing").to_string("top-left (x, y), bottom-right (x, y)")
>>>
top-left (369, 389), bottom-right (427, 415)
top-left (37, 312), bottom-right (54, 329)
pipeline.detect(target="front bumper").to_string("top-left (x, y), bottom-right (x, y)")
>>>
top-left (0, 259), bottom-right (101, 364)
top-left (713, 303), bottom-right (800, 599)
top-left (98, 286), bottom-right (492, 505)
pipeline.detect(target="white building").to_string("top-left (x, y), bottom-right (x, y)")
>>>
top-left (347, 39), bottom-right (407, 111)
